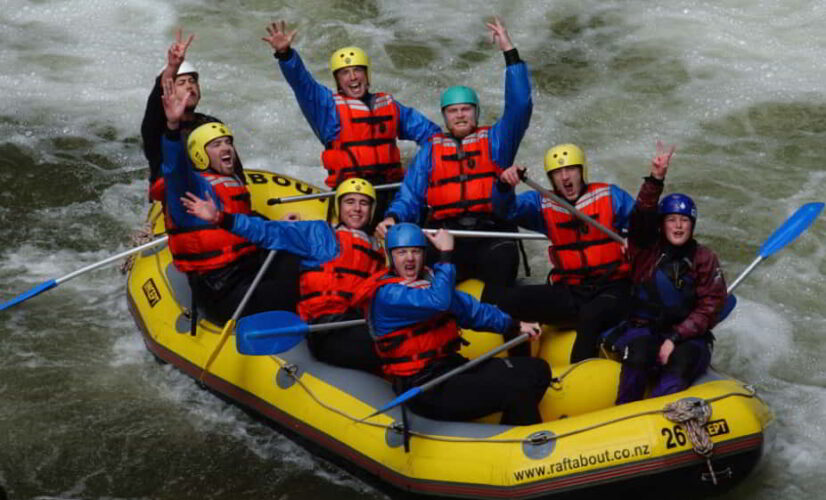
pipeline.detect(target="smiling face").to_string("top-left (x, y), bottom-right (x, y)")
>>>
top-left (663, 214), bottom-right (693, 246)
top-left (334, 66), bottom-right (368, 99)
top-left (443, 103), bottom-right (477, 138)
top-left (174, 74), bottom-right (200, 111)
top-left (391, 247), bottom-right (425, 279)
top-left (204, 136), bottom-right (236, 175)
top-left (338, 193), bottom-right (372, 230)
top-left (549, 165), bottom-right (584, 202)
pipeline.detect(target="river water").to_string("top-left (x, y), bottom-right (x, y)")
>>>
top-left (1, 0), bottom-right (825, 499)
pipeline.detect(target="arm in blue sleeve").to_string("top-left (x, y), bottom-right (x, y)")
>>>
top-left (370, 263), bottom-right (456, 335)
top-left (488, 61), bottom-right (533, 168)
top-left (450, 290), bottom-right (514, 333)
top-left (611, 185), bottom-right (636, 234)
top-left (493, 187), bottom-right (547, 235)
top-left (229, 216), bottom-right (340, 267)
top-left (161, 135), bottom-right (215, 228)
top-left (384, 142), bottom-right (433, 222)
top-left (395, 100), bottom-right (441, 145)
top-left (278, 49), bottom-right (340, 144)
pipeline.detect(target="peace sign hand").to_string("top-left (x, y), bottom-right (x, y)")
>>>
top-left (165, 28), bottom-right (195, 77)
top-left (651, 140), bottom-right (676, 180)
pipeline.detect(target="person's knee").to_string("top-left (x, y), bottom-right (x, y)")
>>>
top-left (663, 341), bottom-right (708, 380)
top-left (481, 240), bottom-right (518, 286)
top-left (621, 335), bottom-right (660, 369)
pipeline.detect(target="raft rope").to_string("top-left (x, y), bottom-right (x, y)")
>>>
top-left (269, 355), bottom-right (758, 447)
top-left (120, 214), bottom-right (162, 274)
top-left (663, 398), bottom-right (719, 485)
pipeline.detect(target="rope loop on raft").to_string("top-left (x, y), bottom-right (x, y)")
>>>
top-left (663, 398), bottom-right (721, 485)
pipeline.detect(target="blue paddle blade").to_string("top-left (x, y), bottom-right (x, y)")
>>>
top-left (759, 202), bottom-right (823, 259)
top-left (0, 279), bottom-right (58, 311)
top-left (236, 310), bottom-right (309, 355)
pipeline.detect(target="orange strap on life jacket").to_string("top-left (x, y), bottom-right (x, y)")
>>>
top-left (542, 182), bottom-right (630, 285)
top-left (426, 128), bottom-right (501, 221)
top-left (167, 173), bottom-right (257, 273)
top-left (297, 227), bottom-right (385, 322)
top-left (321, 92), bottom-right (402, 188)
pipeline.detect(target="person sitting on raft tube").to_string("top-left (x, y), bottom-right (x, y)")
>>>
top-left (490, 144), bottom-right (635, 363)
top-left (142, 29), bottom-right (242, 203)
top-left (262, 20), bottom-right (441, 220)
top-left (160, 80), bottom-right (300, 325)
top-left (375, 17), bottom-right (532, 290)
top-left (351, 223), bottom-right (551, 425)
top-left (181, 178), bottom-right (387, 373)
top-left (601, 142), bottom-right (727, 404)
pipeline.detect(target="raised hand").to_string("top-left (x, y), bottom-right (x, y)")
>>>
top-left (500, 165), bottom-right (526, 187)
top-left (181, 191), bottom-right (220, 224)
top-left (425, 228), bottom-right (454, 252)
top-left (162, 28), bottom-right (195, 81)
top-left (651, 140), bottom-right (676, 180)
top-left (161, 77), bottom-right (189, 129)
top-left (262, 20), bottom-right (298, 54)
top-left (486, 16), bottom-right (514, 52)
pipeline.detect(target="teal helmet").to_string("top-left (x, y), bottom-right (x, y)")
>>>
top-left (440, 85), bottom-right (480, 119)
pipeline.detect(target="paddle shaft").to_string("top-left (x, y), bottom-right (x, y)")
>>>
top-left (199, 250), bottom-right (278, 380)
top-left (417, 333), bottom-right (530, 393)
top-left (267, 182), bottom-right (402, 205)
top-left (726, 256), bottom-right (761, 295)
top-left (1, 236), bottom-right (169, 311)
top-left (60, 236), bottom-right (168, 284)
top-left (523, 177), bottom-right (625, 244)
top-left (423, 229), bottom-right (546, 240)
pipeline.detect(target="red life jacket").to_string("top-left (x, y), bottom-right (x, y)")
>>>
top-left (321, 92), bottom-right (402, 188)
top-left (426, 128), bottom-right (501, 221)
top-left (167, 173), bottom-right (257, 273)
top-left (297, 227), bottom-right (385, 322)
top-left (542, 183), bottom-right (630, 285)
top-left (353, 270), bottom-right (461, 377)
top-left (149, 177), bottom-right (165, 202)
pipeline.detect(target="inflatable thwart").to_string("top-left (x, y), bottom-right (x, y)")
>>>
top-left (126, 170), bottom-right (772, 499)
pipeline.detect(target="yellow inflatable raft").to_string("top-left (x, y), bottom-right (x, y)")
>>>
top-left (126, 170), bottom-right (773, 499)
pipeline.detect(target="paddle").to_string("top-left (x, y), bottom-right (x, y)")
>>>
top-left (236, 310), bottom-right (365, 355)
top-left (422, 229), bottom-right (546, 240)
top-left (1, 236), bottom-right (169, 311)
top-left (522, 176), bottom-right (625, 244)
top-left (362, 332), bottom-right (533, 420)
top-left (198, 250), bottom-right (278, 381)
top-left (267, 182), bottom-right (402, 205)
top-left (726, 202), bottom-right (823, 294)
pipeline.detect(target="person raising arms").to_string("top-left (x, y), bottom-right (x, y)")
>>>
top-left (375, 17), bottom-right (533, 290)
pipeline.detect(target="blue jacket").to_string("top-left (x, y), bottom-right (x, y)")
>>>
top-left (278, 48), bottom-right (440, 147)
top-left (161, 133), bottom-right (241, 231)
top-left (385, 59), bottom-right (533, 223)
top-left (225, 213), bottom-right (348, 270)
top-left (493, 185), bottom-right (635, 237)
top-left (368, 263), bottom-right (514, 338)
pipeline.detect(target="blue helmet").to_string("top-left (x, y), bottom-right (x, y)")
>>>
top-left (658, 193), bottom-right (697, 223)
top-left (386, 223), bottom-right (428, 253)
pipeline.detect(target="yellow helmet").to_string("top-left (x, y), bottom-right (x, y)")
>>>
top-left (544, 143), bottom-right (588, 182)
top-left (187, 122), bottom-right (233, 171)
top-left (330, 46), bottom-right (370, 79)
top-left (334, 177), bottom-right (377, 224)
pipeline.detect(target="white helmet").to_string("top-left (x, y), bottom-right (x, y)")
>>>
top-left (159, 61), bottom-right (198, 80)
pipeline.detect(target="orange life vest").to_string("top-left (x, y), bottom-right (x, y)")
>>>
top-left (297, 227), bottom-right (385, 322)
top-left (542, 183), bottom-right (630, 285)
top-left (426, 128), bottom-right (501, 221)
top-left (354, 271), bottom-right (462, 377)
top-left (167, 173), bottom-right (257, 273)
top-left (321, 92), bottom-right (402, 188)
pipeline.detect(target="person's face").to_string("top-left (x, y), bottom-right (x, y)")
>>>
top-left (391, 247), bottom-right (425, 279)
top-left (334, 66), bottom-right (368, 99)
top-left (174, 73), bottom-right (200, 110)
top-left (338, 193), bottom-right (372, 230)
top-left (443, 104), bottom-right (477, 138)
top-left (550, 166), bottom-right (584, 202)
top-left (663, 214), bottom-right (693, 246)
top-left (205, 136), bottom-right (236, 175)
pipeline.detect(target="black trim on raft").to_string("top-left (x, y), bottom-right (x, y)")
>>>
top-left (127, 288), bottom-right (765, 500)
